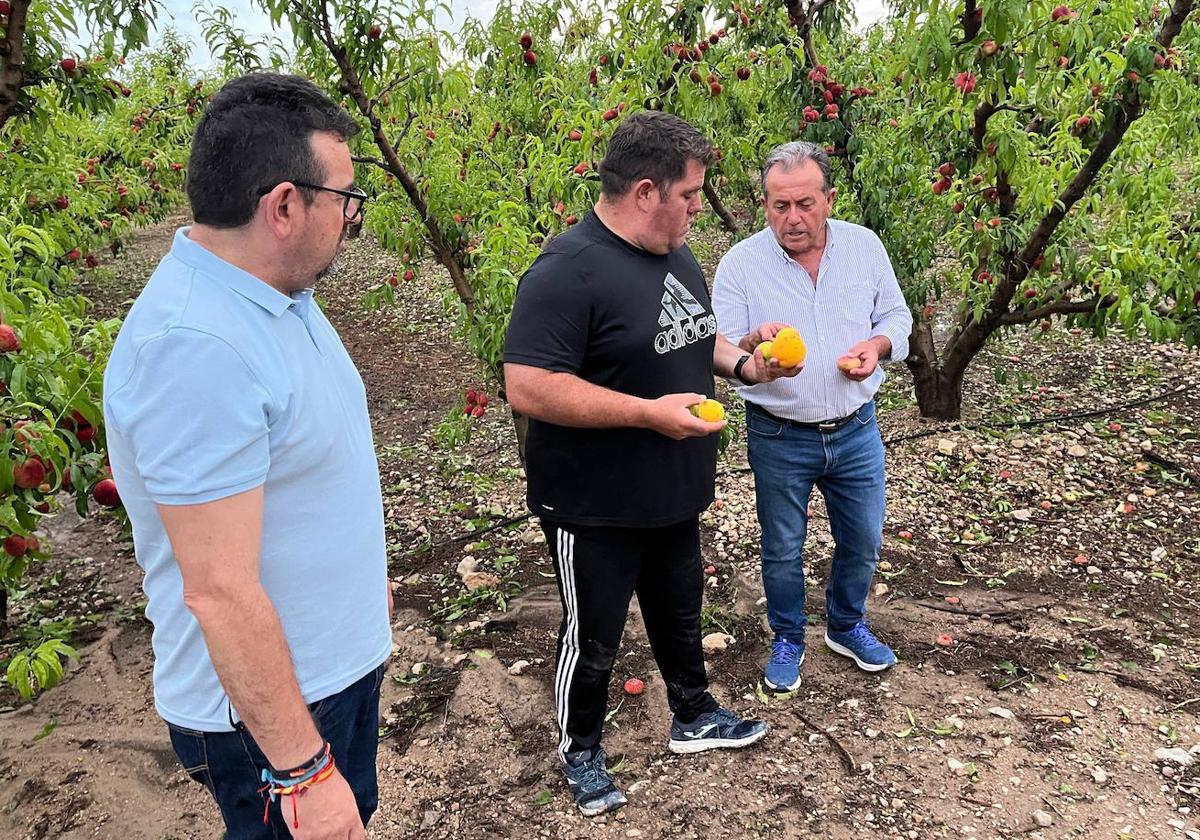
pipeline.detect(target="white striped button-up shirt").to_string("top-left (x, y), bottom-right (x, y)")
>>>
top-left (712, 219), bottom-right (913, 423)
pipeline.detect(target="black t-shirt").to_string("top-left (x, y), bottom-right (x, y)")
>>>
top-left (503, 211), bottom-right (718, 528)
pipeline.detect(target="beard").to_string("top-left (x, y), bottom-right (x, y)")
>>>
top-left (315, 250), bottom-right (342, 281)
top-left (314, 226), bottom-right (351, 282)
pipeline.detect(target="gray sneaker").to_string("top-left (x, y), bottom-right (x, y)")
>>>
top-left (561, 747), bottom-right (627, 816)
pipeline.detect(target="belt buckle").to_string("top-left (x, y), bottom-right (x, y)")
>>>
top-left (817, 420), bottom-right (839, 433)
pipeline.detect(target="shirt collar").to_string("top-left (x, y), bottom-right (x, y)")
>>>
top-left (170, 227), bottom-right (304, 318)
top-left (768, 220), bottom-right (837, 263)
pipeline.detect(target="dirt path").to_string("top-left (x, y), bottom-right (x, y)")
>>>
top-left (2, 214), bottom-right (1198, 839)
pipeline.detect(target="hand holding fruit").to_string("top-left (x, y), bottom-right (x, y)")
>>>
top-left (837, 339), bottom-right (882, 380)
top-left (743, 323), bottom-right (805, 382)
top-left (644, 393), bottom-right (726, 440)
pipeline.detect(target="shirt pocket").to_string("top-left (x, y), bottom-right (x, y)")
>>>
top-left (839, 283), bottom-right (876, 333)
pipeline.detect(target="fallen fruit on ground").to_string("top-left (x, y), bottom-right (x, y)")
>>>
top-left (623, 677), bottom-right (644, 696)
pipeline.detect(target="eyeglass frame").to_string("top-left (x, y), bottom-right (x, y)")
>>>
top-left (257, 180), bottom-right (369, 222)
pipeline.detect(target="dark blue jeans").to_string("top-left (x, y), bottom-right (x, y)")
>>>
top-left (167, 663), bottom-right (385, 838)
top-left (747, 400), bottom-right (886, 642)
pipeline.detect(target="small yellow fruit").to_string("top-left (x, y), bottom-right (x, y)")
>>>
top-left (689, 399), bottom-right (725, 422)
top-left (837, 357), bottom-right (858, 373)
top-left (758, 340), bottom-right (774, 361)
top-left (771, 327), bottom-right (807, 367)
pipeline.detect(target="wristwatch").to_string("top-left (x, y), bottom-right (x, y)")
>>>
top-left (733, 354), bottom-right (754, 386)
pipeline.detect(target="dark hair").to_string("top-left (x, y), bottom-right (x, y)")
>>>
top-left (187, 73), bottom-right (360, 228)
top-left (599, 111), bottom-right (717, 198)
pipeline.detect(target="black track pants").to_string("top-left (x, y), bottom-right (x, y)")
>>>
top-left (542, 517), bottom-right (719, 756)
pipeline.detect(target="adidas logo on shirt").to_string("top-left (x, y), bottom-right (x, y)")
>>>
top-left (654, 273), bottom-right (717, 355)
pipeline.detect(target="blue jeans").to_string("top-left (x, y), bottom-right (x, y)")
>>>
top-left (167, 663), bottom-right (385, 838)
top-left (747, 401), bottom-right (886, 641)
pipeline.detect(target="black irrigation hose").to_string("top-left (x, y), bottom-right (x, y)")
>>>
top-left (880, 385), bottom-right (1192, 448)
top-left (404, 385), bottom-right (1193, 561)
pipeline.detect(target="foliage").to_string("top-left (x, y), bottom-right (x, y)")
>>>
top-left (0, 17), bottom-right (207, 696)
top-left (227, 0), bottom-right (1198, 424)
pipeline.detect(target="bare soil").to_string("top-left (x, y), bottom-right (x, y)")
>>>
top-left (2, 214), bottom-right (1198, 840)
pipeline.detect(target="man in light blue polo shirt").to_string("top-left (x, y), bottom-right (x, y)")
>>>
top-left (103, 74), bottom-right (389, 838)
top-left (712, 141), bottom-right (913, 693)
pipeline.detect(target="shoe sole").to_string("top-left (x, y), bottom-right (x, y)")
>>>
top-left (764, 652), bottom-right (805, 692)
top-left (668, 725), bottom-right (768, 755)
top-left (824, 634), bottom-right (894, 672)
top-left (577, 792), bottom-right (628, 817)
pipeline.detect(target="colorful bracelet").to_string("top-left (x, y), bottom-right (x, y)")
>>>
top-left (268, 740), bottom-right (331, 781)
top-left (259, 751), bottom-right (337, 829)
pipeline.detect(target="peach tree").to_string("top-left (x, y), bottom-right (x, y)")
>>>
top-left (831, 0), bottom-right (1199, 418)
top-left (1, 3), bottom-right (204, 697)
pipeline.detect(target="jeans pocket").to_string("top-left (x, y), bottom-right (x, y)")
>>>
top-left (854, 403), bottom-right (877, 427)
top-left (747, 410), bottom-right (784, 438)
top-left (166, 724), bottom-right (216, 797)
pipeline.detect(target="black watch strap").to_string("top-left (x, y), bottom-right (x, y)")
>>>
top-left (733, 353), bottom-right (754, 386)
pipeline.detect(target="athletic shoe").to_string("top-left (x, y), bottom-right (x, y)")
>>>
top-left (824, 622), bottom-right (897, 672)
top-left (764, 636), bottom-right (805, 692)
top-left (668, 707), bottom-right (768, 755)
top-left (561, 748), bottom-right (627, 817)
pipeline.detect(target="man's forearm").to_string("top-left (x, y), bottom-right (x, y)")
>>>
top-left (869, 334), bottom-right (893, 360)
top-left (714, 333), bottom-right (749, 379)
top-left (507, 367), bottom-right (650, 429)
top-left (188, 585), bottom-right (322, 769)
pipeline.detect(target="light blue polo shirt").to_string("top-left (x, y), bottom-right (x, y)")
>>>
top-left (103, 228), bottom-right (392, 732)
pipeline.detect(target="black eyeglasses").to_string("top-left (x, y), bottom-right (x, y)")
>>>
top-left (259, 180), bottom-right (369, 222)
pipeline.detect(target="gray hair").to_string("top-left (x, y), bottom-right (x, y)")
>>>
top-left (761, 141), bottom-right (833, 196)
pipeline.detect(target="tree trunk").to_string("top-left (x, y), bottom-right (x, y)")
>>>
top-left (910, 366), bottom-right (965, 420)
top-left (905, 321), bottom-right (966, 420)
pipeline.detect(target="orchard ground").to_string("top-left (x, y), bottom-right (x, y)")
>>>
top-left (1, 213), bottom-right (1199, 839)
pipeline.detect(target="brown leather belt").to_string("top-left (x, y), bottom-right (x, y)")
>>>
top-left (749, 402), bottom-right (863, 433)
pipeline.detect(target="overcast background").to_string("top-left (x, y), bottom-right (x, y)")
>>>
top-left (145, 0), bottom-right (890, 68)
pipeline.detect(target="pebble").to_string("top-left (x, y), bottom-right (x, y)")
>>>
top-left (988, 707), bottom-right (1014, 720)
top-left (1155, 747), bottom-right (1196, 766)
top-left (1033, 809), bottom-right (1054, 827)
top-left (702, 632), bottom-right (735, 652)
top-left (507, 659), bottom-right (530, 675)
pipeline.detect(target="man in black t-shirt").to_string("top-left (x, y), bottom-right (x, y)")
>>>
top-left (504, 111), bottom-right (801, 817)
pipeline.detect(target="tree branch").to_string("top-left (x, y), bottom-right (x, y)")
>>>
top-left (704, 181), bottom-right (741, 235)
top-left (999, 294), bottom-right (1117, 326)
top-left (785, 0), bottom-right (836, 69)
top-left (962, 0), bottom-right (982, 41)
top-left (303, 0), bottom-right (475, 309)
top-left (0, 0), bottom-right (31, 131)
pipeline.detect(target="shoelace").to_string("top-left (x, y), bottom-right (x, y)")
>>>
top-left (770, 638), bottom-right (802, 665)
top-left (846, 623), bottom-right (883, 649)
top-left (573, 755), bottom-right (613, 795)
top-left (707, 708), bottom-right (742, 731)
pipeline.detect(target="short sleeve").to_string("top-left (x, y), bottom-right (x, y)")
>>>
top-left (503, 252), bottom-right (591, 374)
top-left (104, 328), bottom-right (272, 505)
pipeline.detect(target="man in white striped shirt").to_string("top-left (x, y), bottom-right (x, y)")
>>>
top-left (712, 141), bottom-right (913, 691)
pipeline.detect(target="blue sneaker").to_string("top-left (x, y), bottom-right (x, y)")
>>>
top-left (561, 748), bottom-right (627, 817)
top-left (824, 622), bottom-right (897, 672)
top-left (764, 636), bottom-right (805, 692)
top-left (668, 707), bottom-right (768, 754)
